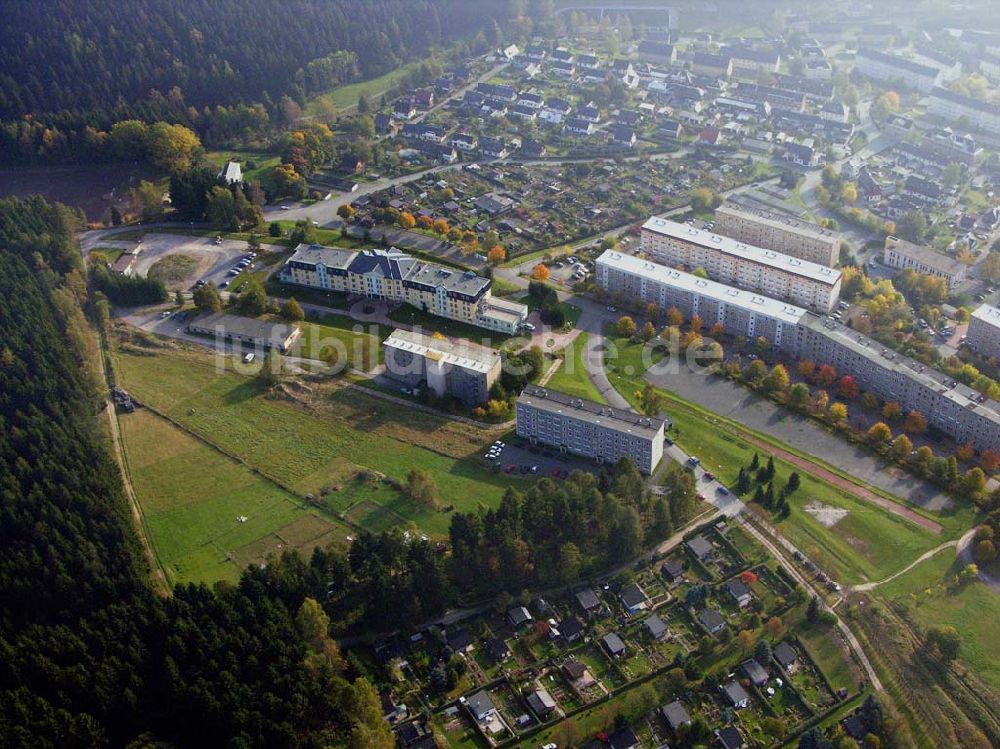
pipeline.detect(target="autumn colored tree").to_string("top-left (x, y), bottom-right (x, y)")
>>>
top-left (816, 364), bottom-right (837, 386)
top-left (882, 401), bottom-right (902, 422)
top-left (904, 410), bottom-right (928, 435)
top-left (446, 227), bottom-right (463, 242)
top-left (616, 315), bottom-right (638, 338)
top-left (788, 382), bottom-right (810, 408)
top-left (891, 434), bottom-right (913, 461)
top-left (433, 218), bottom-right (450, 235)
top-left (416, 215), bottom-right (433, 230)
top-left (708, 322), bottom-right (725, 339)
top-left (981, 450), bottom-right (1000, 473)
top-left (829, 402), bottom-right (848, 422)
top-left (956, 443), bottom-right (976, 463)
top-left (337, 204), bottom-right (355, 222)
top-left (838, 375), bottom-right (859, 400)
top-left (764, 364), bottom-right (790, 393)
top-left (797, 359), bottom-right (816, 380)
top-left (736, 629), bottom-right (754, 654)
top-left (666, 305), bottom-right (684, 327)
top-left (487, 245), bottom-right (506, 264)
top-left (813, 389), bottom-right (830, 413)
top-left (740, 569), bottom-right (758, 585)
top-left (866, 422), bottom-right (892, 446)
top-left (765, 616), bottom-right (784, 639)
top-left (531, 263), bottom-right (551, 281)
top-left (689, 314), bottom-right (703, 334)
top-left (645, 302), bottom-right (661, 322)
top-left (640, 321), bottom-right (657, 342)
top-left (397, 211), bottom-right (416, 229)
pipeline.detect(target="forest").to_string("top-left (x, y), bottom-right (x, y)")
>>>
top-left (0, 0), bottom-right (511, 165)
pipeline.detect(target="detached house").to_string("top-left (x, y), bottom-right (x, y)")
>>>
top-left (726, 578), bottom-right (753, 608)
top-left (610, 125), bottom-right (637, 147)
top-left (565, 117), bottom-right (595, 136)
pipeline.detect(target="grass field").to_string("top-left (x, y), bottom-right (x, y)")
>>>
top-left (292, 314), bottom-right (386, 371)
top-left (545, 333), bottom-right (606, 403)
top-left (148, 253), bottom-right (196, 284)
top-left (204, 150), bottom-right (281, 188)
top-left (604, 336), bottom-right (966, 585)
top-left (305, 59), bottom-right (429, 116)
top-left (119, 408), bottom-right (352, 585)
top-left (878, 551), bottom-right (1000, 691)
top-left (112, 341), bottom-right (516, 541)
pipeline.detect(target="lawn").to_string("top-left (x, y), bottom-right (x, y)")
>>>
top-left (292, 314), bottom-right (386, 371)
top-left (119, 408), bottom-right (352, 586)
top-left (305, 58), bottom-right (431, 115)
top-left (545, 333), bottom-right (606, 403)
top-left (389, 303), bottom-right (511, 343)
top-left (204, 150), bottom-right (281, 188)
top-left (795, 625), bottom-right (861, 696)
top-left (112, 342), bottom-right (517, 539)
top-left (148, 253), bottom-right (197, 284)
top-left (878, 551), bottom-right (1000, 691)
top-left (604, 337), bottom-right (958, 585)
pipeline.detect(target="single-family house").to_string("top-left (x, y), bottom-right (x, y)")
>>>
top-left (741, 658), bottom-right (769, 687)
top-left (698, 608), bottom-right (726, 636)
top-left (619, 583), bottom-right (649, 613)
top-left (521, 138), bottom-right (547, 158)
top-left (479, 137), bottom-right (510, 160)
top-left (485, 637), bottom-right (511, 662)
top-left (716, 726), bottom-right (747, 749)
top-left (774, 641), bottom-right (799, 670)
top-left (474, 192), bottom-right (516, 215)
top-left (558, 617), bottom-right (584, 643)
top-left (565, 117), bottom-right (595, 136)
top-left (546, 97), bottom-right (572, 115)
top-left (466, 690), bottom-right (497, 722)
top-left (218, 161), bottom-right (243, 185)
top-left (576, 587), bottom-right (601, 612)
top-left (508, 606), bottom-right (532, 628)
top-left (610, 125), bottom-right (637, 147)
top-left (446, 627), bottom-right (473, 653)
top-left (526, 687), bottom-right (557, 717)
top-left (562, 659), bottom-right (595, 689)
top-left (638, 40), bottom-right (677, 65)
top-left (608, 727), bottom-right (639, 749)
top-left (551, 59), bottom-right (576, 79)
top-left (661, 558), bottom-right (684, 583)
top-left (783, 142), bottom-right (817, 167)
top-left (517, 92), bottom-right (544, 109)
top-left (687, 535), bottom-right (713, 561)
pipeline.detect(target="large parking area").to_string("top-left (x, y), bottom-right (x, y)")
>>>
top-left (483, 439), bottom-right (596, 479)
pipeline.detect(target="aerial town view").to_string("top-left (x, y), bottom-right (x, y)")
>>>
top-left (7, 0), bottom-right (1000, 747)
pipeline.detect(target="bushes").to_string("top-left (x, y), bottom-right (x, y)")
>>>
top-left (90, 263), bottom-right (168, 305)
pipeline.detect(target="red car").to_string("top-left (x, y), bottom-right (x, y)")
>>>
top-left (505, 464), bottom-right (516, 474)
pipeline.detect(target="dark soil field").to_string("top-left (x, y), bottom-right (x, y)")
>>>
top-left (0, 163), bottom-right (157, 221)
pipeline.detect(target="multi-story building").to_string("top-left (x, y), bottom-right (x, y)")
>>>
top-left (639, 217), bottom-right (842, 312)
top-left (516, 385), bottom-right (666, 474)
top-left (967, 304), bottom-right (1000, 357)
top-left (382, 328), bottom-right (501, 406)
top-left (713, 201), bottom-right (840, 267)
top-left (280, 244), bottom-right (528, 334)
top-left (882, 236), bottom-right (968, 289)
top-left (798, 316), bottom-right (1000, 452)
top-left (928, 86), bottom-right (1000, 135)
top-left (596, 250), bottom-right (1000, 452)
top-left (854, 48), bottom-right (942, 93)
top-left (596, 250), bottom-right (807, 352)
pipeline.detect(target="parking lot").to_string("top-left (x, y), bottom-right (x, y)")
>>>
top-left (482, 439), bottom-right (596, 479)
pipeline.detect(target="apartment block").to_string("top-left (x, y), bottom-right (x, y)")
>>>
top-left (596, 250), bottom-right (807, 352)
top-left (928, 86), bottom-right (1000, 135)
top-left (882, 236), bottom-right (968, 289)
top-left (799, 316), bottom-right (1000, 452)
top-left (713, 201), bottom-right (840, 267)
top-left (382, 329), bottom-right (500, 406)
top-left (516, 385), bottom-right (665, 474)
top-left (280, 244), bottom-right (527, 334)
top-left (639, 217), bottom-right (842, 312)
top-left (967, 304), bottom-right (1000, 357)
top-left (854, 48), bottom-right (942, 93)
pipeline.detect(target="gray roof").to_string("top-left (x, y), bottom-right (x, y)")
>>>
top-left (723, 680), bottom-right (751, 706)
top-left (526, 688), bottom-right (557, 714)
top-left (660, 700), bottom-right (691, 729)
top-left (698, 608), bottom-right (725, 632)
top-left (857, 47), bottom-right (939, 77)
top-left (774, 641), bottom-right (798, 668)
top-left (727, 578), bottom-right (751, 599)
top-left (602, 632), bottom-right (626, 654)
top-left (509, 606), bottom-right (532, 625)
top-left (741, 658), bottom-right (769, 685)
top-left (466, 690), bottom-right (495, 718)
top-left (717, 200), bottom-right (839, 244)
top-left (384, 329), bottom-right (500, 375)
top-left (620, 583), bottom-right (647, 608)
top-left (188, 312), bottom-right (299, 348)
top-left (687, 535), bottom-right (713, 559)
top-left (644, 614), bottom-right (668, 639)
top-left (884, 236), bottom-right (964, 276)
top-left (519, 384), bottom-right (665, 440)
top-left (576, 587), bottom-right (600, 610)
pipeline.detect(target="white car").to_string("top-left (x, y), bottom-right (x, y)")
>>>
top-left (242, 352), bottom-right (255, 364)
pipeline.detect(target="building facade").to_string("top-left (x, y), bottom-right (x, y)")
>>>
top-left (516, 385), bottom-right (665, 474)
top-left (967, 304), bottom-right (1000, 357)
top-left (382, 329), bottom-right (500, 406)
top-left (713, 202), bottom-right (840, 267)
top-left (928, 87), bottom-right (1000, 135)
top-left (188, 312), bottom-right (301, 352)
top-left (596, 250), bottom-right (807, 352)
top-left (854, 48), bottom-right (942, 93)
top-left (639, 217), bottom-right (842, 312)
top-left (881, 236), bottom-right (968, 289)
top-left (280, 244), bottom-right (527, 334)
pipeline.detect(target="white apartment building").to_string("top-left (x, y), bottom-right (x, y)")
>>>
top-left (596, 250), bottom-right (807, 352)
top-left (854, 48), bottom-right (942, 93)
top-left (882, 236), bottom-right (968, 289)
top-left (516, 385), bottom-right (666, 474)
top-left (967, 304), bottom-right (1000, 357)
top-left (639, 217), bottom-right (842, 312)
top-left (928, 86), bottom-right (1000, 135)
top-left (280, 244), bottom-right (527, 334)
top-left (713, 202), bottom-right (840, 267)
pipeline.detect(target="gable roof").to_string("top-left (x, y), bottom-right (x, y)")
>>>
top-left (559, 617), bottom-right (584, 639)
top-left (722, 680), bottom-right (751, 707)
top-left (687, 535), bottom-right (713, 559)
top-left (485, 637), bottom-right (510, 661)
top-left (774, 641), bottom-right (798, 668)
top-left (698, 608), bottom-right (726, 632)
top-left (446, 627), bottom-right (472, 651)
top-left (716, 726), bottom-right (745, 749)
top-left (576, 587), bottom-right (601, 610)
top-left (741, 658), bottom-right (769, 685)
top-left (660, 700), bottom-right (691, 729)
top-left (602, 632), bottom-right (626, 654)
top-left (644, 614), bottom-right (668, 639)
top-left (608, 726), bottom-right (639, 749)
top-left (619, 583), bottom-right (647, 608)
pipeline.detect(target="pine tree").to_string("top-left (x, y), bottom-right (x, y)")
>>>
top-left (753, 485), bottom-right (765, 504)
top-left (806, 597), bottom-right (820, 624)
top-left (765, 481), bottom-right (775, 508)
top-left (749, 452), bottom-right (760, 471)
top-left (765, 456), bottom-right (775, 480)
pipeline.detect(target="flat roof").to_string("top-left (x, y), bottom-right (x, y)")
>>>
top-left (884, 236), bottom-right (966, 275)
top-left (597, 250), bottom-right (809, 325)
top-left (718, 200), bottom-right (839, 244)
top-left (972, 303), bottom-right (1000, 328)
top-left (287, 243), bottom-right (357, 270)
top-left (641, 217), bottom-right (842, 286)
top-left (803, 314), bottom-right (1000, 423)
top-left (518, 384), bottom-right (665, 439)
top-left (931, 86), bottom-right (1000, 116)
top-left (856, 47), bottom-right (940, 77)
top-left (384, 328), bottom-right (499, 374)
top-left (189, 312), bottom-right (299, 345)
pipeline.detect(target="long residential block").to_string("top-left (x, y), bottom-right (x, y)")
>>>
top-left (928, 86), bottom-right (1000, 135)
top-left (383, 328), bottom-right (500, 406)
top-left (596, 250), bottom-right (1000, 452)
top-left (967, 304), bottom-right (1000, 357)
top-left (854, 48), bottom-right (942, 93)
top-left (639, 217), bottom-right (842, 312)
top-left (597, 250), bottom-right (806, 351)
top-left (516, 385), bottom-right (665, 474)
top-left (280, 244), bottom-right (527, 334)
top-left (713, 201), bottom-right (840, 267)
top-left (881, 236), bottom-right (968, 289)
